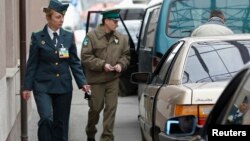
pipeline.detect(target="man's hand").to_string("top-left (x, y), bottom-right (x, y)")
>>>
top-left (114, 64), bottom-right (122, 72)
top-left (22, 90), bottom-right (31, 101)
top-left (104, 63), bottom-right (115, 72)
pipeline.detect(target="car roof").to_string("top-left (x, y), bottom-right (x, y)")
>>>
top-left (181, 34), bottom-right (250, 44)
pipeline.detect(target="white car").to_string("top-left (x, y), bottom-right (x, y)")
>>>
top-left (163, 62), bottom-right (250, 141)
top-left (131, 34), bottom-right (250, 141)
top-left (73, 29), bottom-right (86, 59)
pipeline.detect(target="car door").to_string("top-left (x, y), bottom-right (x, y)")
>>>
top-left (138, 5), bottom-right (161, 73)
top-left (200, 66), bottom-right (250, 140)
top-left (141, 41), bottom-right (184, 141)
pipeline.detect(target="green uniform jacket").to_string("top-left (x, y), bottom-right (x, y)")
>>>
top-left (24, 25), bottom-right (87, 93)
top-left (81, 25), bottom-right (130, 84)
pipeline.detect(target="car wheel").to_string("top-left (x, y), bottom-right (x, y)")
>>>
top-left (153, 127), bottom-right (160, 141)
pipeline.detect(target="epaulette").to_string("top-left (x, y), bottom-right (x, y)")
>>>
top-left (33, 29), bottom-right (42, 33)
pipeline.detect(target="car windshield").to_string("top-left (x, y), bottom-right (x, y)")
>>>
top-left (182, 40), bottom-right (250, 83)
top-left (168, 0), bottom-right (250, 37)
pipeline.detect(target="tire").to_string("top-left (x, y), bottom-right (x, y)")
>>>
top-left (153, 127), bottom-right (160, 141)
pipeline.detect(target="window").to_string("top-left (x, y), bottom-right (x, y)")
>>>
top-left (167, 0), bottom-right (250, 37)
top-left (116, 20), bottom-right (142, 48)
top-left (182, 40), bottom-right (250, 83)
top-left (120, 9), bottom-right (145, 20)
top-left (145, 8), bottom-right (160, 49)
top-left (226, 73), bottom-right (250, 125)
top-left (139, 5), bottom-right (161, 49)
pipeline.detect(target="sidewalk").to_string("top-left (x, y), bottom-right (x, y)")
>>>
top-left (28, 82), bottom-right (141, 141)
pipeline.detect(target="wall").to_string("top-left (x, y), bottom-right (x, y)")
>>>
top-left (0, 0), bottom-right (49, 140)
top-left (0, 0), bottom-right (6, 79)
top-left (0, 0), bottom-right (7, 140)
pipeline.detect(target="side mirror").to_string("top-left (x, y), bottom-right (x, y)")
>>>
top-left (165, 115), bottom-right (197, 136)
top-left (130, 72), bottom-right (152, 84)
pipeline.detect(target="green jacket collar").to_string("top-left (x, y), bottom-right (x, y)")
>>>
top-left (95, 25), bottom-right (119, 40)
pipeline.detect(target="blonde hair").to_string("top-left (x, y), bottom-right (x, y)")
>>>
top-left (43, 8), bottom-right (53, 17)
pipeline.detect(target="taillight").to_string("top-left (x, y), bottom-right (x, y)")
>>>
top-left (175, 105), bottom-right (213, 126)
top-left (198, 105), bottom-right (213, 125)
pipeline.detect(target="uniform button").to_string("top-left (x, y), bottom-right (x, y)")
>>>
top-left (55, 51), bottom-right (58, 54)
top-left (55, 62), bottom-right (58, 65)
top-left (56, 74), bottom-right (60, 77)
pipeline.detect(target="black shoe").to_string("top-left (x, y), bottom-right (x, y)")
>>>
top-left (87, 137), bottom-right (95, 141)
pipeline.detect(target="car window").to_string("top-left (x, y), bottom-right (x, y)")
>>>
top-left (167, 0), bottom-right (250, 37)
top-left (225, 73), bottom-right (250, 125)
top-left (120, 9), bottom-right (145, 20)
top-left (182, 40), bottom-right (250, 83)
top-left (145, 8), bottom-right (160, 49)
top-left (116, 20), bottom-right (142, 48)
top-left (139, 6), bottom-right (161, 49)
top-left (152, 41), bottom-right (184, 84)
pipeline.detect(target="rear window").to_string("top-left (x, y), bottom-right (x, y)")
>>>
top-left (182, 40), bottom-right (250, 83)
top-left (167, 0), bottom-right (250, 37)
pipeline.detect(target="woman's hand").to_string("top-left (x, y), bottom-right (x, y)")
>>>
top-left (82, 85), bottom-right (91, 92)
top-left (22, 90), bottom-right (31, 101)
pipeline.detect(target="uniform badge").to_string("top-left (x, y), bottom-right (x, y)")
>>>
top-left (83, 37), bottom-right (89, 46)
top-left (41, 40), bottom-right (45, 45)
top-left (59, 44), bottom-right (69, 58)
top-left (114, 38), bottom-right (119, 44)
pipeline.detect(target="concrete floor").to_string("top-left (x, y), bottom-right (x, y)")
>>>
top-left (28, 83), bottom-right (141, 141)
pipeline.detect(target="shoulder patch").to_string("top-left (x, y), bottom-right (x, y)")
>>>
top-left (33, 29), bottom-right (42, 33)
top-left (83, 37), bottom-right (89, 46)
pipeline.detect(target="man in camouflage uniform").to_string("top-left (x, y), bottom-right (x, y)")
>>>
top-left (81, 9), bottom-right (130, 141)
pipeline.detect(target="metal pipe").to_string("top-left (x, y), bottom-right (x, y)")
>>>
top-left (20, 0), bottom-right (28, 140)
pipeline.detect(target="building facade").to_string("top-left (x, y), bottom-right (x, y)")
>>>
top-left (0, 0), bottom-right (49, 140)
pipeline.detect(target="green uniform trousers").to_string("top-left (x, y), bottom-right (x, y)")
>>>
top-left (86, 78), bottom-right (119, 141)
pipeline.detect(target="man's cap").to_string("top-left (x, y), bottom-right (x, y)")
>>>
top-left (43, 0), bottom-right (69, 15)
top-left (101, 9), bottom-right (120, 20)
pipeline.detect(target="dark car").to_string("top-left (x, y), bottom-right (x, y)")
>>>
top-left (162, 62), bottom-right (250, 141)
